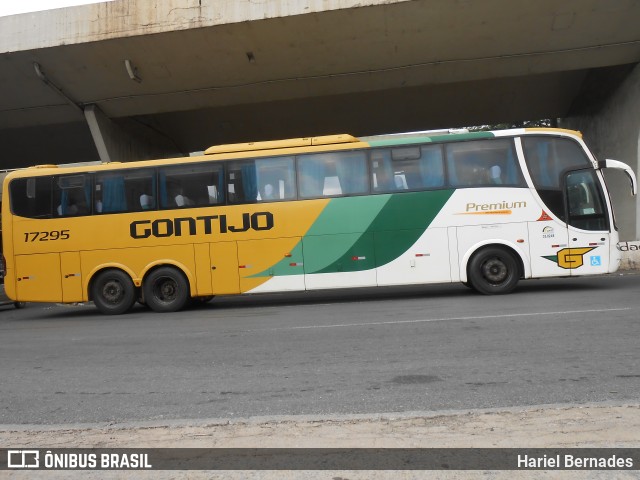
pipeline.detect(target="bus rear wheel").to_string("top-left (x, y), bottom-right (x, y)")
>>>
top-left (143, 267), bottom-right (190, 313)
top-left (468, 247), bottom-right (520, 295)
top-left (92, 269), bottom-right (136, 315)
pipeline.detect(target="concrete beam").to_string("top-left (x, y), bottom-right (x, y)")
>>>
top-left (84, 105), bottom-right (111, 162)
top-left (84, 104), bottom-right (183, 162)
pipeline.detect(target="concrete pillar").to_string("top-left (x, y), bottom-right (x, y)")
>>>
top-left (84, 104), bottom-right (183, 163)
top-left (561, 64), bottom-right (640, 243)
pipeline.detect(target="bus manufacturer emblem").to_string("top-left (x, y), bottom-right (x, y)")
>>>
top-left (542, 247), bottom-right (595, 269)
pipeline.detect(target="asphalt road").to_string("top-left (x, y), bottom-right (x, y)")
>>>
top-left (1, 273), bottom-right (639, 426)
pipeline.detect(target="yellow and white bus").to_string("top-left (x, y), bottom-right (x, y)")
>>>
top-left (1, 128), bottom-right (636, 315)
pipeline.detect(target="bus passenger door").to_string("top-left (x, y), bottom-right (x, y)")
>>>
top-left (60, 251), bottom-right (83, 302)
top-left (567, 229), bottom-right (610, 276)
top-left (209, 242), bottom-right (240, 294)
top-left (15, 253), bottom-right (62, 302)
top-left (564, 169), bottom-right (610, 276)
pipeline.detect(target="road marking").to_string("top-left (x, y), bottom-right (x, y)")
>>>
top-left (259, 308), bottom-right (633, 332)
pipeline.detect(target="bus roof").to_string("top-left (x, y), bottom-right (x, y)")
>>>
top-left (204, 128), bottom-right (583, 153)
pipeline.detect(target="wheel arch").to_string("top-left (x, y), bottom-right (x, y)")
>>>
top-left (460, 240), bottom-right (530, 283)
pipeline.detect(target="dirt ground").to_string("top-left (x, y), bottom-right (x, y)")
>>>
top-left (2, 402), bottom-right (639, 479)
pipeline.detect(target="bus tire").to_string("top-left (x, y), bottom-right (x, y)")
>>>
top-left (468, 246), bottom-right (520, 295)
top-left (91, 269), bottom-right (137, 315)
top-left (143, 266), bottom-right (190, 313)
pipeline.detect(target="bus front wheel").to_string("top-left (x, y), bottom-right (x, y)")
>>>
top-left (468, 247), bottom-right (520, 295)
top-left (143, 267), bottom-right (190, 313)
top-left (92, 269), bottom-right (137, 315)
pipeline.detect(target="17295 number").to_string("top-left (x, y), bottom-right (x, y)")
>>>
top-left (24, 230), bottom-right (70, 242)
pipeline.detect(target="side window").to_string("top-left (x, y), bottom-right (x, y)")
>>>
top-left (9, 176), bottom-right (53, 218)
top-left (254, 157), bottom-right (296, 202)
top-left (159, 163), bottom-right (224, 209)
top-left (371, 145), bottom-right (444, 193)
top-left (446, 139), bottom-right (524, 188)
top-left (54, 174), bottom-right (91, 217)
top-left (227, 160), bottom-right (259, 204)
top-left (566, 170), bottom-right (607, 231)
top-left (94, 169), bottom-right (155, 214)
top-left (298, 151), bottom-right (368, 198)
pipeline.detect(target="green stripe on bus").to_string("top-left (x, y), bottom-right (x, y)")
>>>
top-left (312, 189), bottom-right (454, 273)
top-left (250, 195), bottom-right (390, 278)
top-left (369, 189), bottom-right (454, 267)
top-left (251, 189), bottom-right (455, 278)
top-left (305, 195), bottom-right (391, 236)
top-left (368, 131), bottom-right (494, 148)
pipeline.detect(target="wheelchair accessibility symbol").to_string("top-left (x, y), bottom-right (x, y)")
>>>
top-left (590, 256), bottom-right (602, 267)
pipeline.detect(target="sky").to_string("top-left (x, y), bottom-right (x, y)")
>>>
top-left (0, 0), bottom-right (113, 17)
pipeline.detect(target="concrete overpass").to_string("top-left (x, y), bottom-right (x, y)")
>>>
top-left (1, 0), bottom-right (639, 238)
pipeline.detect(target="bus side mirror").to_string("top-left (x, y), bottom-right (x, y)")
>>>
top-left (598, 159), bottom-right (637, 196)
